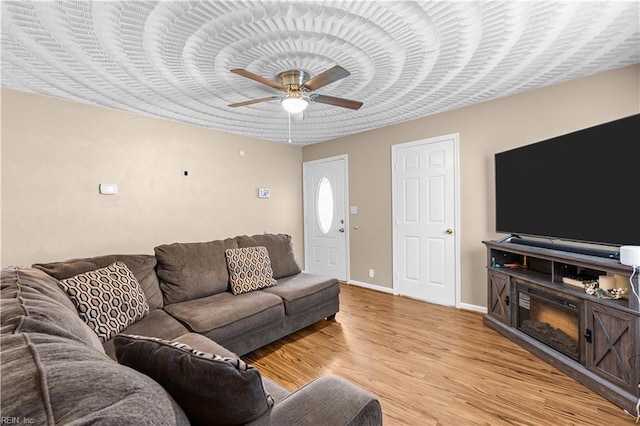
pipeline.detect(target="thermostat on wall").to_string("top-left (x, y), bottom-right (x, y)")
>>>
top-left (99, 183), bottom-right (117, 195)
top-left (258, 188), bottom-right (270, 198)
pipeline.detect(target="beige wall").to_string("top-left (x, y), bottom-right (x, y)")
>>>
top-left (2, 65), bottom-right (638, 308)
top-left (1, 89), bottom-right (304, 266)
top-left (303, 64), bottom-right (640, 308)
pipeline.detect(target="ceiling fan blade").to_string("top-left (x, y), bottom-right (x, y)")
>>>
top-left (228, 96), bottom-right (280, 107)
top-left (302, 65), bottom-right (350, 91)
top-left (311, 94), bottom-right (363, 110)
top-left (230, 69), bottom-right (284, 90)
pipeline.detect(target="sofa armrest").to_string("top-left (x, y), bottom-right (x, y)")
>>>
top-left (248, 376), bottom-right (382, 426)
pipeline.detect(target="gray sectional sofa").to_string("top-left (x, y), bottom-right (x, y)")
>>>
top-left (1, 233), bottom-right (382, 425)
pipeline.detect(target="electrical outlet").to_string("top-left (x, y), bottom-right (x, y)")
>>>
top-left (368, 269), bottom-right (375, 278)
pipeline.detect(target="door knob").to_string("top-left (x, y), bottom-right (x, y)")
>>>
top-left (446, 228), bottom-right (454, 234)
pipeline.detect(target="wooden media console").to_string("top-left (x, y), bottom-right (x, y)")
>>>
top-left (483, 240), bottom-right (640, 414)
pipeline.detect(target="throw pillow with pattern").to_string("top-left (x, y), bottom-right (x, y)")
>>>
top-left (225, 246), bottom-right (277, 295)
top-left (58, 261), bottom-right (149, 342)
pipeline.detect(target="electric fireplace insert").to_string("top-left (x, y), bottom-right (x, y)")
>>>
top-left (517, 283), bottom-right (580, 362)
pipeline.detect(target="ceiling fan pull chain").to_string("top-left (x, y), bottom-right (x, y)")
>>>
top-left (288, 112), bottom-right (292, 144)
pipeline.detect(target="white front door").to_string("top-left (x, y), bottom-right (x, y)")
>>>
top-left (392, 134), bottom-right (459, 306)
top-left (303, 156), bottom-right (348, 281)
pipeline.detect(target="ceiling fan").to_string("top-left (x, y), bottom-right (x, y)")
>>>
top-left (228, 65), bottom-right (363, 113)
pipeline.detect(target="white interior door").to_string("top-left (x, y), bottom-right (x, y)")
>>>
top-left (303, 156), bottom-right (348, 281)
top-left (393, 134), bottom-right (459, 306)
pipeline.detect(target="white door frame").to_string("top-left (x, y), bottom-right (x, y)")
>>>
top-left (302, 154), bottom-right (350, 282)
top-left (391, 134), bottom-right (462, 308)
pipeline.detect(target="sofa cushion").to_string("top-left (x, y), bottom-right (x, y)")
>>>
top-left (32, 253), bottom-right (164, 310)
top-left (1, 332), bottom-right (188, 425)
top-left (58, 262), bottom-right (150, 343)
top-left (236, 234), bottom-right (301, 279)
top-left (265, 273), bottom-right (340, 315)
top-left (155, 238), bottom-right (238, 304)
top-left (164, 290), bottom-right (284, 337)
top-left (114, 334), bottom-right (274, 425)
top-left (246, 376), bottom-right (382, 426)
top-left (1, 267), bottom-right (104, 352)
top-left (226, 246), bottom-right (277, 295)
top-left (102, 309), bottom-right (190, 360)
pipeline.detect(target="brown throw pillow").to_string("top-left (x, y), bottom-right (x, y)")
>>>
top-left (225, 246), bottom-right (277, 295)
top-left (58, 262), bottom-right (149, 342)
top-left (114, 334), bottom-right (274, 425)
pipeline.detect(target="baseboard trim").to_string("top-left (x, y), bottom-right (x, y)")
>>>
top-left (346, 281), bottom-right (487, 313)
top-left (346, 280), bottom-right (394, 294)
top-left (459, 302), bottom-right (487, 314)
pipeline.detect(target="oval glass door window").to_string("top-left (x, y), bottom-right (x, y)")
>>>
top-left (317, 177), bottom-right (334, 234)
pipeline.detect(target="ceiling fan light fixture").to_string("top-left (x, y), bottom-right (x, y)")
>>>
top-left (281, 92), bottom-right (309, 113)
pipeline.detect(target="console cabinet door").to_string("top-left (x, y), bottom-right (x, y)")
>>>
top-left (488, 270), bottom-right (511, 325)
top-left (584, 301), bottom-right (639, 394)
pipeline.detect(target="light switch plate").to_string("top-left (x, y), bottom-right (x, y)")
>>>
top-left (258, 188), bottom-right (270, 198)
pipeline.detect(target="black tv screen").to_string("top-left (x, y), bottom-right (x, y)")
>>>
top-left (495, 114), bottom-right (640, 247)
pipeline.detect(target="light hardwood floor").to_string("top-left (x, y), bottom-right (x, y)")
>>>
top-left (245, 283), bottom-right (636, 425)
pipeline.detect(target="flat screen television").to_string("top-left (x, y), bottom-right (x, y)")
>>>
top-left (495, 113), bottom-right (640, 253)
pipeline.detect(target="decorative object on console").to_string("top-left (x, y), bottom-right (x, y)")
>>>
top-left (585, 281), bottom-right (628, 300)
top-left (562, 275), bottom-right (627, 299)
top-left (598, 275), bottom-right (616, 290)
top-left (562, 277), bottom-right (582, 287)
top-left (615, 274), bottom-right (629, 289)
top-left (561, 276), bottom-right (596, 289)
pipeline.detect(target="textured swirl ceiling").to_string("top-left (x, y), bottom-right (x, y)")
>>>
top-left (2, 1), bottom-right (639, 145)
